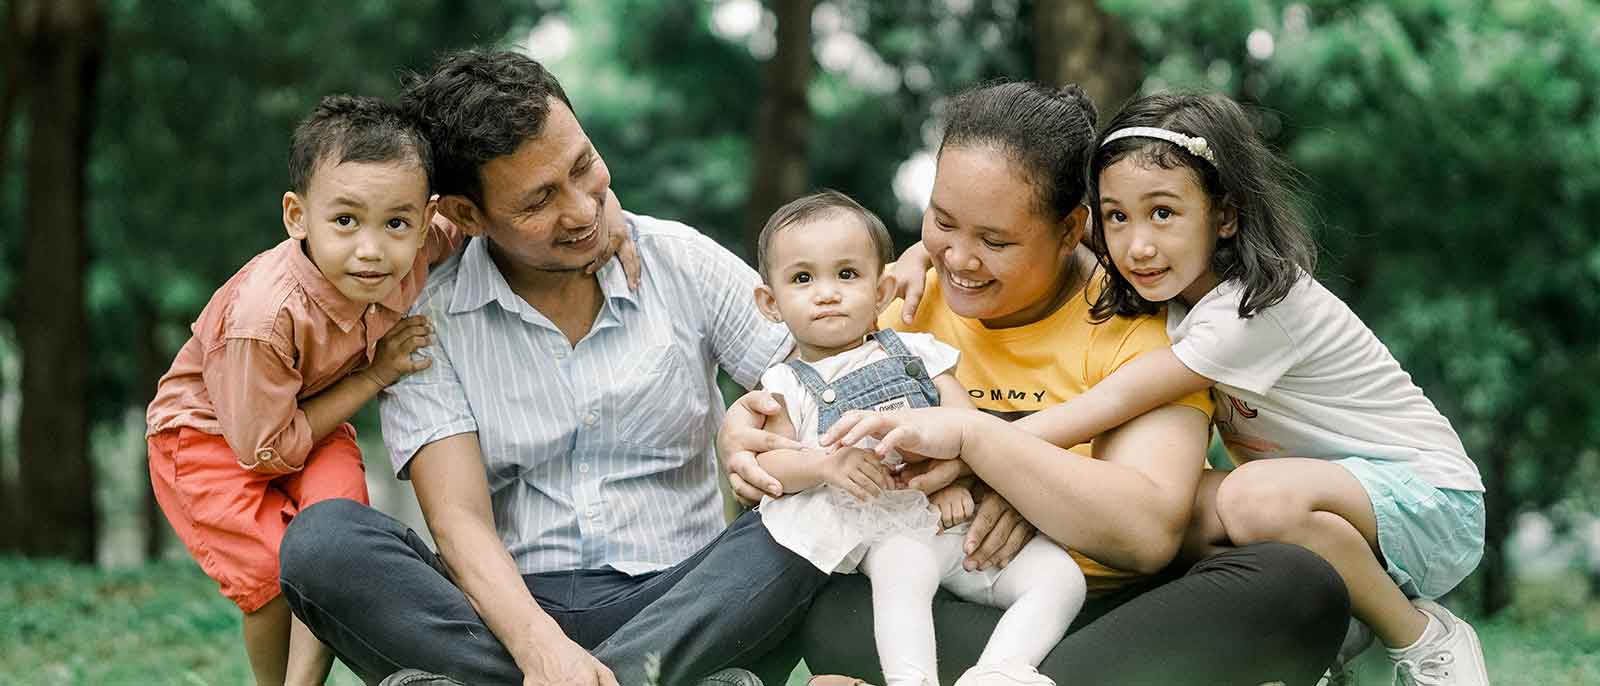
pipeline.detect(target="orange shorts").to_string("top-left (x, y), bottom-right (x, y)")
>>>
top-left (148, 424), bottom-right (368, 612)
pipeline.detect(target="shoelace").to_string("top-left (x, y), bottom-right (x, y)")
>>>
top-left (1392, 650), bottom-right (1455, 685)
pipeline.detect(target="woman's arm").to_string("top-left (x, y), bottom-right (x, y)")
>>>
top-left (1012, 347), bottom-right (1212, 448)
top-left (962, 403), bottom-right (1211, 573)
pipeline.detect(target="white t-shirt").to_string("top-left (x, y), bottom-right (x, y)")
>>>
top-left (1168, 273), bottom-right (1483, 492)
top-left (761, 331), bottom-right (961, 446)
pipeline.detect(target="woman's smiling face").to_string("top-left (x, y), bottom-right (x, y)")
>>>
top-left (922, 145), bottom-right (1080, 328)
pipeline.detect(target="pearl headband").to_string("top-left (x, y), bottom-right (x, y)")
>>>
top-left (1100, 126), bottom-right (1216, 165)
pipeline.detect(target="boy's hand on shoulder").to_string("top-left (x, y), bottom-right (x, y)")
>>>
top-left (586, 188), bottom-right (641, 290)
top-left (821, 446), bottom-right (890, 502)
top-left (363, 315), bottom-right (434, 388)
top-left (929, 484), bottom-right (975, 531)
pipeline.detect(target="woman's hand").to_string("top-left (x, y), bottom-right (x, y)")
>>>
top-left (820, 407), bottom-right (972, 462)
top-left (885, 241), bottom-right (933, 324)
top-left (717, 390), bottom-right (802, 505)
top-left (586, 189), bottom-right (641, 290)
top-left (963, 488), bottom-right (1037, 571)
top-left (896, 458), bottom-right (971, 494)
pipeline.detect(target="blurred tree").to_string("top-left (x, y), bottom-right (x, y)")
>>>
top-left (1034, 0), bottom-right (1141, 112)
top-left (745, 0), bottom-right (814, 254)
top-left (11, 0), bottom-right (103, 561)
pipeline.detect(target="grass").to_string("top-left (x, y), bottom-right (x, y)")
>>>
top-left (3, 557), bottom-right (1596, 685)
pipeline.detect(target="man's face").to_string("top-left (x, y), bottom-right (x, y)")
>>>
top-left (464, 99), bottom-right (613, 273)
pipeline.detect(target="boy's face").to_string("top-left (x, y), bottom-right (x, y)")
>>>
top-left (755, 214), bottom-right (894, 362)
top-left (283, 158), bottom-right (435, 304)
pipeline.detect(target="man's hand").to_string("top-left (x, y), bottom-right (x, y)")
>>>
top-left (362, 315), bottom-right (433, 388)
top-left (962, 488), bottom-right (1037, 571)
top-left (519, 633), bottom-right (618, 686)
top-left (820, 447), bottom-right (891, 502)
top-left (928, 483), bottom-right (975, 531)
top-left (718, 391), bottom-right (802, 505)
top-left (885, 241), bottom-right (933, 325)
top-left (586, 188), bottom-right (641, 290)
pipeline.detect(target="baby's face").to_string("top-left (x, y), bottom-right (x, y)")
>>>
top-left (286, 158), bottom-right (433, 304)
top-left (761, 216), bottom-right (886, 362)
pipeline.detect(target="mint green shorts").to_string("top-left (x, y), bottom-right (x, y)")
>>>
top-left (1335, 457), bottom-right (1485, 600)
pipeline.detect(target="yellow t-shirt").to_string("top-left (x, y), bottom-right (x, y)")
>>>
top-left (880, 270), bottom-right (1213, 592)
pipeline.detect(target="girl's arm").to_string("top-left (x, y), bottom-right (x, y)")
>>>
top-left (885, 241), bottom-right (933, 325)
top-left (1013, 346), bottom-right (1213, 449)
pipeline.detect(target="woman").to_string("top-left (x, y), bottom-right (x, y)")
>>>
top-left (722, 82), bottom-right (1349, 686)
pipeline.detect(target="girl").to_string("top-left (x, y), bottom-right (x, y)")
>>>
top-left (836, 92), bottom-right (1488, 686)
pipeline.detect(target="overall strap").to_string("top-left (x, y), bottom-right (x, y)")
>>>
top-left (870, 328), bottom-right (911, 357)
top-left (783, 359), bottom-right (834, 403)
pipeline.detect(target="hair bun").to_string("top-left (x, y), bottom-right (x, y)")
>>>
top-left (1054, 83), bottom-right (1098, 129)
top-left (315, 94), bottom-right (364, 116)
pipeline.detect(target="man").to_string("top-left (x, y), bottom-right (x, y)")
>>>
top-left (278, 50), bottom-right (826, 686)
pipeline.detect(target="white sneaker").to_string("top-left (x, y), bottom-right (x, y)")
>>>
top-left (1389, 599), bottom-right (1490, 685)
top-left (1318, 619), bottom-right (1374, 685)
top-left (953, 662), bottom-right (1055, 686)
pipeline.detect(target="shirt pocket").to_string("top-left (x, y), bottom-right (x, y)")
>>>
top-left (613, 342), bottom-right (707, 458)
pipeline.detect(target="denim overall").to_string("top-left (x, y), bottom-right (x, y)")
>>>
top-left (786, 329), bottom-right (941, 438)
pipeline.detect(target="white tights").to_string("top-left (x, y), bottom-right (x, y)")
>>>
top-left (858, 532), bottom-right (1087, 686)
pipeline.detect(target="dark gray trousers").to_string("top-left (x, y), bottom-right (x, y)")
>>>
top-left (800, 542), bottom-right (1351, 686)
top-left (279, 498), bottom-right (826, 686)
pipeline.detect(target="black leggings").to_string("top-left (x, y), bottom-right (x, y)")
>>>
top-left (799, 542), bottom-right (1350, 686)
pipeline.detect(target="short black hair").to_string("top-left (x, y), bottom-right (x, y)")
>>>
top-left (1086, 92), bottom-right (1316, 321)
top-left (287, 94), bottom-right (432, 194)
top-left (757, 190), bottom-right (893, 283)
top-left (401, 49), bottom-right (575, 205)
top-left (940, 81), bottom-right (1099, 221)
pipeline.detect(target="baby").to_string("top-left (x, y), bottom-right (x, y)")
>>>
top-left (750, 191), bottom-right (1086, 686)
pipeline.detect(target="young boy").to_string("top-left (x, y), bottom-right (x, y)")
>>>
top-left (145, 95), bottom-right (456, 686)
top-left (748, 191), bottom-right (1085, 686)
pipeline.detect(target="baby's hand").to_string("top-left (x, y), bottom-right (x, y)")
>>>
top-left (929, 484), bottom-right (975, 530)
top-left (821, 446), bottom-right (891, 502)
top-left (363, 315), bottom-right (433, 388)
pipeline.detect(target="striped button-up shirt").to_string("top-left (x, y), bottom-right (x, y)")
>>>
top-left (380, 213), bottom-right (790, 574)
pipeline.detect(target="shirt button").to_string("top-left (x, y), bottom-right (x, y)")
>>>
top-left (587, 508), bottom-right (599, 518)
top-left (554, 349), bottom-right (567, 359)
top-left (583, 412), bottom-right (597, 426)
top-left (256, 449), bottom-right (273, 461)
top-left (578, 463), bottom-right (590, 473)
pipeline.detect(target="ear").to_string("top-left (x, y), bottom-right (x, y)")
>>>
top-left (1216, 200), bottom-right (1239, 239)
top-left (1061, 204), bottom-right (1090, 254)
top-left (438, 194), bottom-right (488, 237)
top-left (421, 194), bottom-right (439, 239)
top-left (753, 283), bottom-right (784, 323)
top-left (283, 191), bottom-right (307, 240)
top-left (874, 270), bottom-right (897, 314)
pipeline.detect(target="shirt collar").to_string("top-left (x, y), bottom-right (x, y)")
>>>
top-left (284, 238), bottom-right (367, 332)
top-left (449, 230), bottom-right (640, 315)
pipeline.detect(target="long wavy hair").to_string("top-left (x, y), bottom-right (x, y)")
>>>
top-left (1086, 93), bottom-right (1316, 321)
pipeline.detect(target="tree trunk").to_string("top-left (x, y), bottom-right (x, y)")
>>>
top-left (744, 0), bottom-right (813, 258)
top-left (135, 296), bottom-right (169, 561)
top-left (1479, 436), bottom-right (1512, 616)
top-left (0, 0), bottom-right (22, 177)
top-left (1033, 0), bottom-right (1142, 115)
top-left (15, 0), bottom-right (103, 562)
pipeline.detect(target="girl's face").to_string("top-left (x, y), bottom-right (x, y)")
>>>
top-left (756, 216), bottom-right (893, 362)
top-left (922, 145), bottom-right (1082, 328)
top-left (1097, 158), bottom-right (1236, 307)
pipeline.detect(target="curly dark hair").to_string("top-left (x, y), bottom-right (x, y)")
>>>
top-left (400, 50), bottom-right (574, 205)
top-left (287, 94), bottom-right (432, 194)
top-left (939, 80), bottom-right (1099, 222)
top-left (1086, 93), bottom-right (1316, 321)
